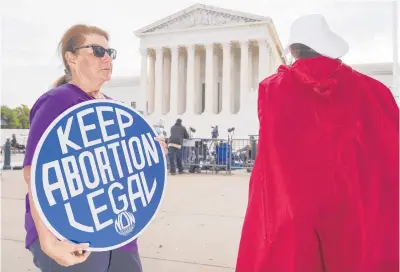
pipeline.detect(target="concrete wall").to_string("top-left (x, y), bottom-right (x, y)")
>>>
top-left (350, 62), bottom-right (394, 88)
top-left (100, 76), bottom-right (144, 113)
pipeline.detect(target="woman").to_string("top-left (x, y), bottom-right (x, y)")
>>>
top-left (236, 15), bottom-right (399, 272)
top-left (23, 24), bottom-right (166, 271)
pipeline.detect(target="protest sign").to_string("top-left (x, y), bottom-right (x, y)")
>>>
top-left (30, 100), bottom-right (167, 251)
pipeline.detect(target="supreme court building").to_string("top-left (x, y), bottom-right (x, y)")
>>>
top-left (101, 4), bottom-right (397, 138)
top-left (133, 4), bottom-right (286, 138)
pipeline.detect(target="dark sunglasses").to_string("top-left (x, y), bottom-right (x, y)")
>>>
top-left (75, 45), bottom-right (117, 60)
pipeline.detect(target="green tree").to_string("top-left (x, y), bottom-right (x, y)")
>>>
top-left (1, 105), bottom-right (11, 124)
top-left (15, 104), bottom-right (30, 129)
top-left (1, 105), bottom-right (30, 129)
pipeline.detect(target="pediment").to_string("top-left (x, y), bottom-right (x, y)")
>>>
top-left (135, 4), bottom-right (269, 35)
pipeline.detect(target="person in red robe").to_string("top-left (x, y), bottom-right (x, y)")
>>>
top-left (236, 14), bottom-right (399, 272)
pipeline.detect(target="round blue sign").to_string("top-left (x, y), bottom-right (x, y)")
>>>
top-left (30, 100), bottom-right (167, 251)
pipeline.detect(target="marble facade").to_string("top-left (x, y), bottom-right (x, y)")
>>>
top-left (134, 4), bottom-right (286, 138)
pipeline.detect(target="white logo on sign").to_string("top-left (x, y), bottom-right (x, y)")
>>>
top-left (114, 211), bottom-right (135, 236)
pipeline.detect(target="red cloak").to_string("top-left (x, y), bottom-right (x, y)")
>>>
top-left (236, 57), bottom-right (399, 272)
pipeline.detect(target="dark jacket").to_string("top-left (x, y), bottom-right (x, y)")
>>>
top-left (169, 123), bottom-right (189, 146)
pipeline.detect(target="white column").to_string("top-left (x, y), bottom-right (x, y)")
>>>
top-left (186, 45), bottom-right (196, 114)
top-left (392, 0), bottom-right (399, 98)
top-left (213, 48), bottom-right (219, 113)
top-left (240, 41), bottom-right (249, 112)
top-left (154, 47), bottom-right (164, 116)
top-left (140, 48), bottom-right (148, 115)
top-left (170, 46), bottom-right (179, 116)
top-left (194, 49), bottom-right (201, 113)
top-left (178, 51), bottom-right (186, 114)
top-left (222, 42), bottom-right (232, 114)
top-left (248, 45), bottom-right (253, 92)
top-left (258, 40), bottom-right (269, 82)
top-left (148, 52), bottom-right (155, 114)
top-left (205, 43), bottom-right (215, 114)
top-left (162, 53), bottom-right (170, 114)
top-left (232, 48), bottom-right (240, 113)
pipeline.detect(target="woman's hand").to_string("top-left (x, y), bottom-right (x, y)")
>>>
top-left (40, 236), bottom-right (91, 267)
top-left (154, 136), bottom-right (168, 155)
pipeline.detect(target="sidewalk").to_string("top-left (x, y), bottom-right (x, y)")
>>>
top-left (1, 170), bottom-right (250, 271)
top-left (0, 153), bottom-right (25, 169)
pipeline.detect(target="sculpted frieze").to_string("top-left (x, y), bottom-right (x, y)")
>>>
top-left (144, 9), bottom-right (260, 33)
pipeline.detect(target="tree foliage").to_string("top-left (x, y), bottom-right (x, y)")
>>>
top-left (1, 105), bottom-right (30, 129)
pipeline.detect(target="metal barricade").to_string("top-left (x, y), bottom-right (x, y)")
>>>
top-left (230, 136), bottom-right (258, 173)
top-left (181, 138), bottom-right (231, 174)
top-left (179, 135), bottom-right (259, 174)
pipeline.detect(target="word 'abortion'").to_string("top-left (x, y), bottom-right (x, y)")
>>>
top-left (40, 105), bottom-right (163, 232)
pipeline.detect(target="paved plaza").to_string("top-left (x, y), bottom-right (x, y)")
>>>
top-left (0, 165), bottom-right (250, 271)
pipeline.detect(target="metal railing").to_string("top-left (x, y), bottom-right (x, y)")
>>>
top-left (176, 136), bottom-right (258, 174)
top-left (2, 135), bottom-right (260, 174)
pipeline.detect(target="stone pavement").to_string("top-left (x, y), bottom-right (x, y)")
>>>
top-left (0, 153), bottom-right (25, 170)
top-left (0, 169), bottom-right (250, 271)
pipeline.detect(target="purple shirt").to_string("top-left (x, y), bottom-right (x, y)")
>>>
top-left (23, 83), bottom-right (137, 252)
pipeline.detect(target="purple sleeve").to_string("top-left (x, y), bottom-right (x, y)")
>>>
top-left (23, 95), bottom-right (62, 166)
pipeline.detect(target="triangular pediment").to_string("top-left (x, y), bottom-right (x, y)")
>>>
top-left (134, 4), bottom-right (269, 35)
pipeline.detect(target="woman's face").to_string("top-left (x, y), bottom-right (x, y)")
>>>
top-left (68, 34), bottom-right (115, 85)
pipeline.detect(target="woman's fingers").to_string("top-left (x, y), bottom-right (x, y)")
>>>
top-left (154, 136), bottom-right (168, 154)
top-left (61, 240), bottom-right (90, 252)
top-left (52, 240), bottom-right (90, 266)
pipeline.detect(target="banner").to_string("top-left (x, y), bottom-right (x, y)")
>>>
top-left (30, 100), bottom-right (167, 251)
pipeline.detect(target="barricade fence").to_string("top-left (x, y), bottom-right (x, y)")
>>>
top-left (2, 136), bottom-right (259, 173)
top-left (171, 136), bottom-right (259, 174)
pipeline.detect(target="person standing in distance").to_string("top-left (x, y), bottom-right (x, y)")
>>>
top-left (236, 14), bottom-right (399, 272)
top-left (23, 24), bottom-right (167, 271)
top-left (168, 118), bottom-right (189, 175)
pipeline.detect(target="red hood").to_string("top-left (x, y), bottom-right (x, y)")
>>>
top-left (279, 56), bottom-right (344, 96)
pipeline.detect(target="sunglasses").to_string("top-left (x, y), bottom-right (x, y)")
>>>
top-left (75, 45), bottom-right (117, 60)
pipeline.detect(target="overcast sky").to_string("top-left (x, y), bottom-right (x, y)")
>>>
top-left (1, 0), bottom-right (398, 108)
